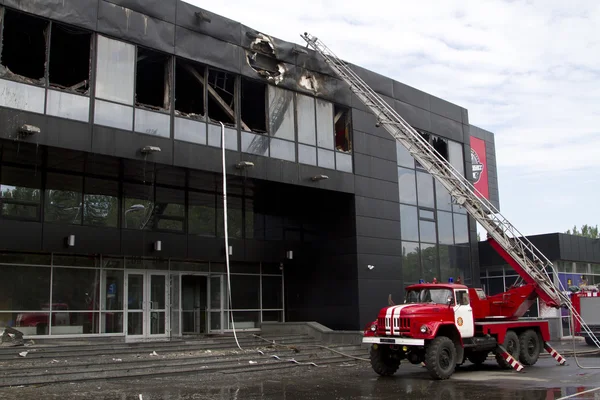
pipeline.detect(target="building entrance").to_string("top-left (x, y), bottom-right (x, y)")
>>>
top-left (124, 271), bottom-right (169, 340)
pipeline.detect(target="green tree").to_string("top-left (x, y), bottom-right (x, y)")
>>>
top-left (565, 224), bottom-right (599, 239)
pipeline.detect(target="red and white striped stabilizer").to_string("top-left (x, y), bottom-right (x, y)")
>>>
top-left (497, 345), bottom-right (524, 372)
top-left (543, 342), bottom-right (567, 365)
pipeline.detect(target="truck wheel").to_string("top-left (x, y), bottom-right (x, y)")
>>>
top-left (425, 336), bottom-right (457, 380)
top-left (518, 329), bottom-right (541, 365)
top-left (585, 337), bottom-right (596, 346)
top-left (467, 351), bottom-right (489, 365)
top-left (370, 344), bottom-right (400, 376)
top-left (495, 330), bottom-right (520, 369)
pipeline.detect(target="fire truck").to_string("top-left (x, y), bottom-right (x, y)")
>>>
top-left (300, 33), bottom-right (600, 380)
top-left (569, 286), bottom-right (600, 346)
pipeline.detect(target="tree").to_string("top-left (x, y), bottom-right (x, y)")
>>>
top-left (565, 224), bottom-right (599, 239)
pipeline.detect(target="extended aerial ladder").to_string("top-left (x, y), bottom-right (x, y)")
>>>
top-left (300, 33), bottom-right (600, 350)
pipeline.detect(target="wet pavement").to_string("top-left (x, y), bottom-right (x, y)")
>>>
top-left (1, 356), bottom-right (600, 399)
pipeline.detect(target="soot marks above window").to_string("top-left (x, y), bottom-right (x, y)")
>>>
top-left (207, 68), bottom-right (236, 126)
top-left (136, 47), bottom-right (171, 110)
top-left (49, 23), bottom-right (91, 93)
top-left (334, 105), bottom-right (352, 152)
top-left (0, 10), bottom-right (49, 83)
top-left (175, 58), bottom-right (205, 118)
top-left (245, 32), bottom-right (284, 85)
top-left (241, 78), bottom-right (267, 133)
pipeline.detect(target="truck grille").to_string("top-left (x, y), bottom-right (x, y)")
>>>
top-left (378, 316), bottom-right (410, 335)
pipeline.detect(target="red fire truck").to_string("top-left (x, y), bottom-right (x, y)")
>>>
top-left (569, 287), bottom-right (600, 346)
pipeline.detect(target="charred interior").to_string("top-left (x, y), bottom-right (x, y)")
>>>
top-left (334, 105), bottom-right (352, 152)
top-left (49, 23), bottom-right (91, 93)
top-left (0, 9), bottom-right (48, 82)
top-left (207, 68), bottom-right (235, 126)
top-left (246, 33), bottom-right (283, 83)
top-left (241, 78), bottom-right (267, 133)
top-left (136, 47), bottom-right (171, 110)
top-left (175, 59), bottom-right (205, 118)
top-left (432, 136), bottom-right (449, 161)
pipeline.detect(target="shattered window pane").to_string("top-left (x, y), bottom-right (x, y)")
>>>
top-left (241, 131), bottom-right (269, 157)
top-left (448, 140), bottom-right (464, 176)
top-left (298, 144), bottom-right (316, 166)
top-left (268, 86), bottom-right (294, 141)
top-left (316, 99), bottom-right (334, 149)
top-left (0, 79), bottom-right (45, 113)
top-left (432, 136), bottom-right (448, 162)
top-left (94, 100), bottom-right (133, 131)
top-left (241, 78), bottom-right (267, 133)
top-left (134, 109), bottom-right (171, 138)
top-left (136, 47), bottom-right (171, 110)
top-left (270, 138), bottom-right (295, 162)
top-left (297, 94), bottom-right (316, 145)
top-left (175, 58), bottom-right (205, 118)
top-left (175, 117), bottom-right (207, 145)
top-left (46, 90), bottom-right (90, 122)
top-left (95, 35), bottom-right (135, 105)
top-left (334, 105), bottom-right (352, 152)
top-left (207, 69), bottom-right (235, 126)
top-left (0, 10), bottom-right (48, 83)
top-left (49, 23), bottom-right (91, 93)
top-left (317, 148), bottom-right (334, 169)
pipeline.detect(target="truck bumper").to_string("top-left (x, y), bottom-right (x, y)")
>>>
top-left (362, 337), bottom-right (425, 346)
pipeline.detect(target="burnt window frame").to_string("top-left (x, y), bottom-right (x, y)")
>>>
top-left (240, 76), bottom-right (268, 134)
top-left (134, 45), bottom-right (173, 112)
top-left (206, 66), bottom-right (238, 128)
top-left (174, 56), bottom-right (207, 120)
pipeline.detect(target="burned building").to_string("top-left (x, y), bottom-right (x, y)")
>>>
top-left (0, 1), bottom-right (499, 339)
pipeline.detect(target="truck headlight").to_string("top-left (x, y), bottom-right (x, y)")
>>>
top-left (420, 325), bottom-right (428, 333)
top-left (370, 324), bottom-right (377, 332)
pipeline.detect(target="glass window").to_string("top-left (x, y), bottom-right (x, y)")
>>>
top-left (83, 178), bottom-right (119, 227)
top-left (94, 100), bottom-right (133, 131)
top-left (396, 142), bottom-right (414, 169)
top-left (189, 191), bottom-right (216, 236)
top-left (217, 195), bottom-right (243, 239)
top-left (439, 245), bottom-right (457, 282)
top-left (448, 140), bottom-right (464, 176)
top-left (85, 154), bottom-right (119, 178)
top-left (420, 220), bottom-right (437, 244)
top-left (453, 213), bottom-right (469, 245)
top-left (419, 209), bottom-right (435, 220)
top-left (417, 171), bottom-right (435, 208)
top-left (0, 166), bottom-right (41, 220)
top-left (262, 276), bottom-right (283, 309)
top-left (0, 79), bottom-right (45, 113)
top-left (134, 109), bottom-right (171, 138)
top-left (175, 117), bottom-right (207, 145)
top-left (0, 265), bottom-right (50, 310)
top-left (437, 211), bottom-right (454, 245)
top-left (268, 86), bottom-right (295, 141)
top-left (45, 173), bottom-right (83, 224)
top-left (398, 167), bottom-right (417, 205)
top-left (207, 124), bottom-right (238, 151)
top-left (400, 204), bottom-right (419, 242)
top-left (298, 144), bottom-right (317, 165)
top-left (421, 243), bottom-right (439, 280)
top-left (317, 148), bottom-right (335, 169)
top-left (455, 246), bottom-right (471, 283)
top-left (297, 94), bottom-right (316, 145)
top-left (435, 180), bottom-right (452, 211)
top-left (270, 138), bottom-right (296, 162)
top-left (336, 152), bottom-right (353, 173)
top-left (316, 99), bottom-right (334, 149)
top-left (229, 275), bottom-right (260, 309)
top-left (46, 90), bottom-right (90, 122)
top-left (52, 267), bottom-right (101, 311)
top-left (402, 241), bottom-right (421, 285)
top-left (123, 183), bottom-right (154, 230)
top-left (154, 187), bottom-right (185, 232)
top-left (95, 35), bottom-right (135, 105)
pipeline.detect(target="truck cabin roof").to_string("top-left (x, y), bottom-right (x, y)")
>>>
top-left (405, 283), bottom-right (469, 291)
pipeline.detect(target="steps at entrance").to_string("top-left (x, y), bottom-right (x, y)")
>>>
top-left (0, 333), bottom-right (368, 387)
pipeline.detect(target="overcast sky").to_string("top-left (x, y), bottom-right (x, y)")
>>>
top-left (187, 0), bottom-right (600, 236)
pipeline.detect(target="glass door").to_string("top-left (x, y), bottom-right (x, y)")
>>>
top-left (209, 275), bottom-right (224, 333)
top-left (125, 271), bottom-right (169, 339)
top-left (149, 273), bottom-right (168, 337)
top-left (125, 272), bottom-right (145, 338)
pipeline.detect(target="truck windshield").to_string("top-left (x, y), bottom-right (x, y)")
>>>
top-left (405, 288), bottom-right (453, 305)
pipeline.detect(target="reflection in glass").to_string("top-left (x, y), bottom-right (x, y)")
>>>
top-left (435, 180), bottom-right (452, 211)
top-left (207, 124), bottom-right (238, 151)
top-left (150, 311), bottom-right (165, 334)
top-left (154, 187), bottom-right (185, 232)
top-left (298, 144), bottom-right (317, 165)
top-left (262, 311), bottom-right (283, 322)
top-left (437, 211), bottom-right (454, 245)
top-left (241, 131), bottom-right (270, 156)
top-left (175, 117), bottom-right (206, 144)
top-left (95, 35), bottom-right (135, 105)
top-left (419, 220), bottom-right (437, 244)
top-left (336, 152), bottom-right (353, 173)
top-left (421, 243), bottom-right (439, 281)
top-left (134, 109), bottom-right (171, 138)
top-left (0, 79), bottom-right (45, 113)
top-left (270, 138), bottom-right (295, 162)
top-left (454, 213), bottom-right (469, 245)
top-left (150, 275), bottom-right (166, 310)
top-left (317, 148), bottom-right (335, 169)
top-left (46, 90), bottom-right (90, 122)
top-left (230, 275), bottom-right (260, 309)
top-left (297, 94), bottom-right (316, 145)
top-left (401, 241), bottom-right (420, 285)
top-left (448, 141), bottom-right (464, 176)
top-left (396, 142), bottom-right (414, 168)
top-left (262, 276), bottom-right (283, 309)
top-left (50, 312), bottom-right (100, 335)
top-left (400, 204), bottom-right (419, 242)
top-left (45, 173), bottom-right (83, 224)
top-left (103, 269), bottom-right (124, 311)
top-left (127, 274), bottom-right (144, 311)
top-left (419, 209), bottom-right (435, 220)
top-left (52, 267), bottom-right (101, 310)
top-left (439, 245), bottom-right (458, 282)
top-left (0, 265), bottom-right (50, 310)
top-left (217, 195), bottom-right (242, 239)
top-left (189, 191), bottom-right (216, 236)
top-left (316, 99), bottom-right (334, 149)
top-left (0, 166), bottom-right (41, 220)
top-left (225, 311), bottom-right (260, 329)
top-left (268, 86), bottom-right (294, 141)
top-left (83, 178), bottom-right (118, 227)
top-left (398, 167), bottom-right (417, 205)
top-left (101, 312), bottom-right (123, 334)
top-left (94, 100), bottom-right (133, 130)
top-left (416, 171), bottom-right (435, 208)
top-left (123, 183), bottom-right (153, 230)
top-left (127, 312), bottom-right (143, 335)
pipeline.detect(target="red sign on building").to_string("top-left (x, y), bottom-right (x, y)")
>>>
top-left (470, 137), bottom-right (489, 199)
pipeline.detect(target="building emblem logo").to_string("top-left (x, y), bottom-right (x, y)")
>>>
top-left (471, 149), bottom-right (484, 183)
top-left (457, 317), bottom-right (464, 326)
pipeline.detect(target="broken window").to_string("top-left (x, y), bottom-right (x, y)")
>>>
top-left (136, 47), bottom-right (171, 110)
top-left (448, 140), bottom-right (464, 176)
top-left (0, 9), bottom-right (49, 83)
top-left (207, 68), bottom-right (235, 126)
top-left (246, 32), bottom-right (284, 84)
top-left (334, 105), bottom-right (352, 152)
top-left (49, 23), bottom-right (91, 93)
top-left (175, 58), bottom-right (205, 118)
top-left (241, 78), bottom-right (267, 133)
top-left (432, 136), bottom-right (448, 161)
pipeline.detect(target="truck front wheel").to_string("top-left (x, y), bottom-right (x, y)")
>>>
top-left (370, 344), bottom-right (400, 376)
top-left (495, 330), bottom-right (520, 369)
top-left (518, 329), bottom-right (541, 365)
top-left (425, 336), bottom-right (457, 380)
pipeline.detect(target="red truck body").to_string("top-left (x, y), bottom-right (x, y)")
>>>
top-left (570, 290), bottom-right (600, 346)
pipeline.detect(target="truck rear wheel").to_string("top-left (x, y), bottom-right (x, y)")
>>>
top-left (425, 336), bottom-right (457, 380)
top-left (370, 344), bottom-right (400, 376)
top-left (467, 351), bottom-right (489, 365)
top-left (495, 330), bottom-right (520, 369)
top-left (518, 329), bottom-right (541, 365)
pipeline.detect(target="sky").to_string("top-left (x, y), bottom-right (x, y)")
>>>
top-left (186, 0), bottom-right (600, 236)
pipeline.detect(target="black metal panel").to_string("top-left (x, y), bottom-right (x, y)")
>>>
top-left (462, 108), bottom-right (469, 125)
top-left (348, 64), bottom-right (394, 98)
top-left (3, 0), bottom-right (99, 30)
top-left (175, 1), bottom-right (242, 46)
top-left (175, 26), bottom-right (242, 74)
top-left (92, 125), bottom-right (173, 165)
top-left (234, 153), bottom-right (267, 180)
top-left (104, 0), bottom-right (176, 24)
top-left (357, 254), bottom-right (402, 280)
top-left (357, 237), bottom-right (402, 257)
top-left (358, 278), bottom-right (403, 309)
top-left (294, 47), bottom-right (334, 80)
top-left (97, 1), bottom-right (175, 54)
top-left (0, 220), bottom-right (43, 251)
top-left (297, 164), bottom-right (354, 194)
top-left (394, 100), bottom-right (432, 132)
top-left (173, 140), bottom-right (240, 176)
top-left (42, 224), bottom-right (121, 254)
top-left (353, 153), bottom-right (398, 183)
top-left (354, 175), bottom-right (399, 202)
top-left (351, 109), bottom-right (389, 140)
top-left (187, 236), bottom-right (222, 260)
top-left (44, 116), bottom-right (92, 153)
top-left (0, 107), bottom-right (47, 142)
top-left (356, 216), bottom-right (400, 240)
top-left (264, 158), bottom-right (299, 186)
top-left (392, 81), bottom-right (430, 111)
top-left (120, 230), bottom-right (186, 258)
top-left (430, 113), bottom-right (463, 142)
top-left (355, 196), bottom-right (400, 221)
top-left (352, 130), bottom-right (396, 161)
top-left (430, 95), bottom-right (464, 124)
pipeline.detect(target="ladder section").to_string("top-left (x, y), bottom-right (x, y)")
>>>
top-left (300, 32), bottom-right (600, 350)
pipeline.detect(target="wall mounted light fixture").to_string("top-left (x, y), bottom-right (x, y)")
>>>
top-left (140, 145), bottom-right (161, 155)
top-left (228, 246), bottom-right (233, 256)
top-left (286, 250), bottom-right (293, 260)
top-left (66, 235), bottom-right (76, 247)
top-left (18, 124), bottom-right (40, 138)
top-left (195, 11), bottom-right (211, 22)
top-left (236, 161), bottom-right (255, 169)
top-left (311, 174), bottom-right (329, 181)
top-left (154, 240), bottom-right (162, 252)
